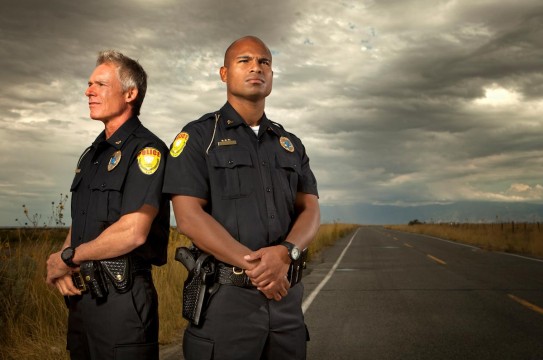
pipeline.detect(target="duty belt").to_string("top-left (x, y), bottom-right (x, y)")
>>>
top-left (216, 263), bottom-right (255, 288)
top-left (72, 255), bottom-right (151, 297)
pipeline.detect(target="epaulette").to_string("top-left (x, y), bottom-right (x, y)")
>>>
top-left (270, 120), bottom-right (284, 130)
top-left (193, 111), bottom-right (218, 124)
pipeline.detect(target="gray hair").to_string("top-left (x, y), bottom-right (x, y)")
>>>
top-left (96, 50), bottom-right (147, 116)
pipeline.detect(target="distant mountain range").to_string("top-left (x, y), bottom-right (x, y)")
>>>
top-left (320, 201), bottom-right (543, 225)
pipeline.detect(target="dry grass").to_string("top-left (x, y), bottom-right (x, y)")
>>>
top-left (0, 223), bottom-right (358, 359)
top-left (386, 222), bottom-right (543, 258)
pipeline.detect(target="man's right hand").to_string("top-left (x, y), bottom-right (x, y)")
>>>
top-left (52, 273), bottom-right (82, 296)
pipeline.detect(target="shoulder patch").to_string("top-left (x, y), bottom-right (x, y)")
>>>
top-left (170, 132), bottom-right (189, 157)
top-left (138, 147), bottom-right (161, 175)
top-left (279, 136), bottom-right (295, 152)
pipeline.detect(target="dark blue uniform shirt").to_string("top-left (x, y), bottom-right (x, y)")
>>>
top-left (163, 102), bottom-right (318, 250)
top-left (70, 116), bottom-right (170, 265)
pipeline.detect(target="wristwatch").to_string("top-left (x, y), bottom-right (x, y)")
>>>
top-left (280, 241), bottom-right (301, 261)
top-left (61, 246), bottom-right (78, 268)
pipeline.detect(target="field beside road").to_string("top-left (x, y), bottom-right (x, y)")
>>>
top-left (387, 222), bottom-right (543, 259)
top-left (0, 222), bottom-right (357, 360)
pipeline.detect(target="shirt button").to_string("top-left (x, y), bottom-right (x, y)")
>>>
top-left (261, 161), bottom-right (267, 166)
top-left (228, 160), bottom-right (234, 165)
top-left (270, 214), bottom-right (275, 219)
top-left (93, 161), bottom-right (99, 165)
top-left (101, 183), bottom-right (106, 188)
top-left (266, 187), bottom-right (272, 192)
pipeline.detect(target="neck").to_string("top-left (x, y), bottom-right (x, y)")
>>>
top-left (228, 97), bottom-right (265, 127)
top-left (102, 113), bottom-right (133, 139)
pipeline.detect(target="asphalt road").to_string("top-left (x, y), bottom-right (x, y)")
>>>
top-left (161, 226), bottom-right (543, 359)
top-left (303, 226), bottom-right (543, 360)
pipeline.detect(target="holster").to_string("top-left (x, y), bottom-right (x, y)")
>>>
top-left (175, 246), bottom-right (218, 326)
top-left (287, 248), bottom-right (308, 287)
top-left (79, 260), bottom-right (108, 299)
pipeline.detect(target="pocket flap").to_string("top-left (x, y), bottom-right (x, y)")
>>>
top-left (276, 153), bottom-right (302, 174)
top-left (210, 148), bottom-right (252, 168)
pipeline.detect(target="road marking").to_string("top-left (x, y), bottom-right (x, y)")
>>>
top-left (427, 254), bottom-right (447, 265)
top-left (391, 229), bottom-right (543, 263)
top-left (404, 243), bottom-right (413, 248)
top-left (508, 294), bottom-right (543, 316)
top-left (302, 228), bottom-right (359, 314)
top-left (499, 252), bottom-right (543, 263)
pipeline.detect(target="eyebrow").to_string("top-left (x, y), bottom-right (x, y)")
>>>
top-left (236, 55), bottom-right (271, 62)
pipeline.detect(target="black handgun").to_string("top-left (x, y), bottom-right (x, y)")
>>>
top-left (175, 246), bottom-right (196, 271)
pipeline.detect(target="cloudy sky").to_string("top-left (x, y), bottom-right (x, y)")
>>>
top-left (1, 0), bottom-right (543, 226)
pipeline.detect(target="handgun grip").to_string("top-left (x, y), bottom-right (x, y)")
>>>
top-left (175, 247), bottom-right (196, 271)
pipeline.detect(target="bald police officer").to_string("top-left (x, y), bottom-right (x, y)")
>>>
top-left (46, 50), bottom-right (169, 360)
top-left (164, 36), bottom-right (320, 359)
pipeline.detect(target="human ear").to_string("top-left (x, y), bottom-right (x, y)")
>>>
top-left (219, 66), bottom-right (227, 83)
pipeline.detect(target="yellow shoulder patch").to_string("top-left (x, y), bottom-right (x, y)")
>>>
top-left (137, 147), bottom-right (161, 175)
top-left (170, 132), bottom-right (189, 158)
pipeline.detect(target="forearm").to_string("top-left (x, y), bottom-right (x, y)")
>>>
top-left (173, 195), bottom-right (254, 269)
top-left (61, 227), bottom-right (72, 249)
top-left (285, 193), bottom-right (320, 250)
top-left (72, 204), bottom-right (157, 264)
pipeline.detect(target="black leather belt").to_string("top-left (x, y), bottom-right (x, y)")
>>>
top-left (216, 263), bottom-right (255, 288)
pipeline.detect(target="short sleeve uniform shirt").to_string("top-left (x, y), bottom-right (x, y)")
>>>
top-left (70, 116), bottom-right (170, 265)
top-left (163, 102), bottom-right (318, 250)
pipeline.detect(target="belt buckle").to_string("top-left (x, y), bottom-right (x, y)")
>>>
top-left (231, 267), bottom-right (249, 287)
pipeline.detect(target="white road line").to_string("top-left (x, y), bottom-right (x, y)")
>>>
top-left (302, 228), bottom-right (360, 314)
top-left (392, 229), bottom-right (543, 263)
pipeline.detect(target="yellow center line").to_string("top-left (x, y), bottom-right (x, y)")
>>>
top-left (404, 243), bottom-right (413, 248)
top-left (508, 294), bottom-right (543, 316)
top-left (427, 254), bottom-right (447, 265)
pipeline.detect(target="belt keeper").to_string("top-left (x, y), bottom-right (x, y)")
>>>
top-left (232, 267), bottom-right (244, 275)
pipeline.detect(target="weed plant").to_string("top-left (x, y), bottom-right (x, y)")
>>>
top-left (387, 222), bottom-right (543, 258)
top-left (0, 219), bottom-right (357, 359)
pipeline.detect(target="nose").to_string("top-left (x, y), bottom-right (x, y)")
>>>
top-left (85, 84), bottom-right (94, 97)
top-left (250, 59), bottom-right (262, 73)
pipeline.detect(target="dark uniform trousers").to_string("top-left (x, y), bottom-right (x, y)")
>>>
top-left (66, 274), bottom-right (159, 360)
top-left (183, 283), bottom-right (307, 360)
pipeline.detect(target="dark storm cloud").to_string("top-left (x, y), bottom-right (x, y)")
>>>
top-left (1, 0), bottom-right (543, 225)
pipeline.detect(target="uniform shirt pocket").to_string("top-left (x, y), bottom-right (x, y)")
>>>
top-left (275, 153), bottom-right (302, 203)
top-left (210, 148), bottom-right (254, 199)
top-left (90, 176), bottom-right (124, 222)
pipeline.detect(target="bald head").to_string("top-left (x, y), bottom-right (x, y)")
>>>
top-left (223, 36), bottom-right (272, 67)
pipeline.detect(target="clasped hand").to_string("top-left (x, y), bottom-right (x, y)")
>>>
top-left (244, 245), bottom-right (291, 301)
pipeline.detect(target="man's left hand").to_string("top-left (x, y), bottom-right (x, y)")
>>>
top-left (46, 251), bottom-right (71, 285)
top-left (244, 246), bottom-right (291, 300)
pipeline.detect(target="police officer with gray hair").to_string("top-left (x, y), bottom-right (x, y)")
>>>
top-left (164, 36), bottom-right (320, 359)
top-left (46, 50), bottom-right (169, 360)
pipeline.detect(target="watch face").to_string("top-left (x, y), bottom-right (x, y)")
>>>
top-left (291, 247), bottom-right (301, 260)
top-left (62, 247), bottom-right (74, 261)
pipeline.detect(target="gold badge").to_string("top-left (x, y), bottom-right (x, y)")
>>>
top-left (218, 139), bottom-right (237, 146)
top-left (170, 132), bottom-right (189, 158)
top-left (279, 136), bottom-right (295, 152)
top-left (138, 147), bottom-right (161, 175)
top-left (108, 150), bottom-right (122, 171)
